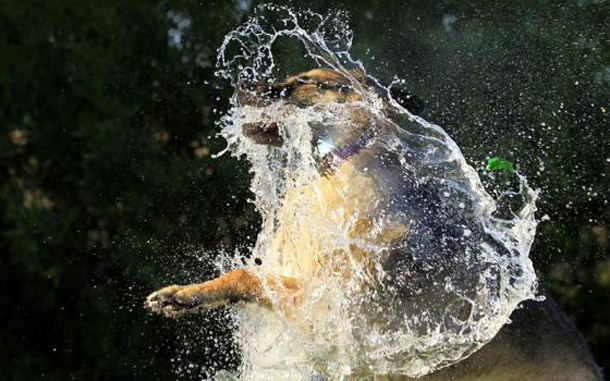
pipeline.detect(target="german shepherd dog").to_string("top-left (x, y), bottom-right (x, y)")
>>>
top-left (146, 69), bottom-right (602, 381)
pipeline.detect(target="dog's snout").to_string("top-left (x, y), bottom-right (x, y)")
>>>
top-left (236, 81), bottom-right (263, 107)
top-left (237, 81), bottom-right (290, 104)
top-left (257, 83), bottom-right (289, 100)
top-left (254, 82), bottom-right (272, 92)
top-left (238, 80), bottom-right (258, 92)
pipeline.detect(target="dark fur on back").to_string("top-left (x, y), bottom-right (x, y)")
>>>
top-left (424, 293), bottom-right (604, 381)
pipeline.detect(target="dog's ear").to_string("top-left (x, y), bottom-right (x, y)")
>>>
top-left (349, 67), bottom-right (367, 82)
top-left (349, 67), bottom-right (378, 88)
top-left (390, 87), bottom-right (425, 115)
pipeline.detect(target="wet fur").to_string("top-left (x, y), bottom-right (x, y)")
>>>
top-left (146, 69), bottom-right (602, 380)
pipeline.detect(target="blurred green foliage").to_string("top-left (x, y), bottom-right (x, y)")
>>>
top-left (0, 0), bottom-right (608, 379)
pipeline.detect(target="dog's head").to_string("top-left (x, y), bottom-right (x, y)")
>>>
top-left (236, 68), bottom-right (424, 149)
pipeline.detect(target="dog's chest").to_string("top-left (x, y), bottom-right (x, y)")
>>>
top-left (267, 154), bottom-right (386, 278)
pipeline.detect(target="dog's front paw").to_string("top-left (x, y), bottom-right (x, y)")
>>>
top-left (145, 283), bottom-right (226, 318)
top-left (145, 285), bottom-right (193, 318)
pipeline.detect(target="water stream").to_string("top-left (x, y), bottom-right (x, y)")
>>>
top-left (213, 5), bottom-right (539, 380)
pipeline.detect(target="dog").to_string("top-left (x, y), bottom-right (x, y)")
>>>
top-left (146, 68), bottom-right (602, 381)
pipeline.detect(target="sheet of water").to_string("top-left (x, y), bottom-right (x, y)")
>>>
top-left (214, 5), bottom-right (539, 380)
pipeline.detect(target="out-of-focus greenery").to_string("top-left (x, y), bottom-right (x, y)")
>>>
top-left (0, 0), bottom-right (607, 379)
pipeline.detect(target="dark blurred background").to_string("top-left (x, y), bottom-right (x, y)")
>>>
top-left (1, 0), bottom-right (608, 379)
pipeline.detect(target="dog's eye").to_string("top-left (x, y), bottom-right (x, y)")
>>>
top-left (317, 82), bottom-right (333, 90)
top-left (296, 76), bottom-right (311, 85)
top-left (317, 82), bottom-right (350, 92)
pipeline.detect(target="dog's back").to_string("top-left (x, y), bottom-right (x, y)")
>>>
top-left (410, 295), bottom-right (603, 381)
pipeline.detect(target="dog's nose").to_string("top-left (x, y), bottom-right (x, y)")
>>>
top-left (238, 80), bottom-right (259, 92)
top-left (255, 83), bottom-right (273, 93)
top-left (238, 81), bottom-right (273, 93)
top-left (236, 81), bottom-right (260, 106)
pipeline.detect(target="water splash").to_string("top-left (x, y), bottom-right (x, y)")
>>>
top-left (214, 5), bottom-right (539, 380)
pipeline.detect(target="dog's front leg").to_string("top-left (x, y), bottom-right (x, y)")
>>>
top-left (145, 269), bottom-right (299, 318)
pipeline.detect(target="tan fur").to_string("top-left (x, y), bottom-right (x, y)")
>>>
top-left (270, 150), bottom-right (405, 278)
